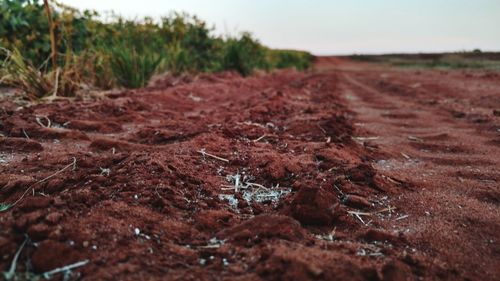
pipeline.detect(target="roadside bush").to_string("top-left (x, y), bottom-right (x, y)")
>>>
top-left (105, 43), bottom-right (163, 88)
top-left (0, 48), bottom-right (82, 100)
top-left (0, 0), bottom-right (314, 97)
top-left (0, 48), bottom-right (53, 100)
top-left (221, 33), bottom-right (269, 76)
top-left (0, 0), bottom-right (52, 66)
top-left (268, 49), bottom-right (314, 70)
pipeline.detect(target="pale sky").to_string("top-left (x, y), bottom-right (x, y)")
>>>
top-left (60, 0), bottom-right (500, 55)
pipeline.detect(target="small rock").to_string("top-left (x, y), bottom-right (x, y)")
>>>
top-left (291, 187), bottom-right (339, 225)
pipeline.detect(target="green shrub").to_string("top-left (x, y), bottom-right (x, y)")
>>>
top-left (106, 43), bottom-right (163, 88)
top-left (0, 47), bottom-right (82, 100)
top-left (220, 33), bottom-right (269, 76)
top-left (268, 49), bottom-right (314, 70)
top-left (0, 0), bottom-right (52, 66)
top-left (0, 1), bottom-right (313, 95)
top-left (0, 47), bottom-right (53, 100)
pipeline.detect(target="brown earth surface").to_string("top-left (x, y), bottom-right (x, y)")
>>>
top-left (0, 57), bottom-right (499, 280)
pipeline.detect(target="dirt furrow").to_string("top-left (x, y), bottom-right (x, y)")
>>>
top-left (0, 58), bottom-right (499, 280)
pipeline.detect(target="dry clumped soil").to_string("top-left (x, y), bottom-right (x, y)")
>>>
top-left (0, 57), bottom-right (499, 280)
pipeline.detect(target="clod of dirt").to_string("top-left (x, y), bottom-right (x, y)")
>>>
top-left (314, 147), bottom-right (360, 169)
top-left (290, 187), bottom-right (340, 225)
top-left (31, 240), bottom-right (82, 272)
top-left (347, 164), bottom-right (378, 188)
top-left (13, 210), bottom-right (45, 231)
top-left (66, 120), bottom-right (122, 133)
top-left (257, 244), bottom-right (368, 281)
top-left (194, 209), bottom-right (237, 232)
top-left (0, 174), bottom-right (34, 196)
top-left (358, 228), bottom-right (401, 244)
top-left (381, 260), bottom-right (414, 281)
top-left (0, 137), bottom-right (43, 152)
top-left (27, 223), bottom-right (50, 241)
top-left (30, 127), bottom-right (90, 141)
top-left (89, 138), bottom-right (133, 152)
top-left (217, 214), bottom-right (306, 245)
top-left (45, 212), bottom-right (63, 225)
top-left (344, 194), bottom-right (372, 209)
top-left (253, 152), bottom-right (301, 180)
top-left (44, 178), bottom-right (66, 194)
top-left (18, 196), bottom-right (53, 212)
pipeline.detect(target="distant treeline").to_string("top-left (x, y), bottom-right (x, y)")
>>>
top-left (349, 51), bottom-right (500, 70)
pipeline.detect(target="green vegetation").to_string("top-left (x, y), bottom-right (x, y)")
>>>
top-left (0, 0), bottom-right (313, 100)
top-left (220, 33), bottom-right (269, 76)
top-left (350, 52), bottom-right (500, 70)
top-left (267, 49), bottom-right (314, 70)
top-left (106, 44), bottom-right (163, 89)
top-left (0, 48), bottom-right (54, 100)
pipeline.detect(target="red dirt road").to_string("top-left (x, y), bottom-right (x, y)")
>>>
top-left (0, 58), bottom-right (499, 280)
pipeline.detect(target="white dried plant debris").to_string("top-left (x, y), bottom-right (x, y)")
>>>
top-left (0, 153), bottom-right (11, 165)
top-left (356, 244), bottom-right (384, 257)
top-left (209, 237), bottom-right (225, 246)
top-left (315, 228), bottom-right (336, 241)
top-left (244, 183), bottom-right (291, 205)
top-left (188, 92), bottom-right (202, 102)
top-left (197, 237), bottom-right (226, 249)
top-left (99, 167), bottom-right (111, 176)
top-left (218, 194), bottom-right (239, 210)
top-left (219, 172), bottom-right (291, 210)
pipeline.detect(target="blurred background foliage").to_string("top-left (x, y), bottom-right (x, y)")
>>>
top-left (0, 0), bottom-right (313, 99)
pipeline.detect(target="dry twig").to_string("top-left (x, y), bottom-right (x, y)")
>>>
top-left (372, 206), bottom-right (396, 214)
top-left (35, 115), bottom-right (51, 128)
top-left (198, 149), bottom-right (229, 163)
top-left (42, 259), bottom-right (89, 279)
top-left (3, 238), bottom-right (27, 280)
top-left (395, 214), bottom-right (409, 221)
top-left (22, 128), bottom-right (30, 139)
top-left (352, 136), bottom-right (380, 141)
top-left (407, 135), bottom-right (423, 142)
top-left (252, 134), bottom-right (267, 142)
top-left (348, 211), bottom-right (370, 225)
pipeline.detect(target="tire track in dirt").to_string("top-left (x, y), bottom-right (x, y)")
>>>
top-left (334, 59), bottom-right (500, 280)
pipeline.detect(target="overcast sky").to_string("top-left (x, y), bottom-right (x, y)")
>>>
top-left (60, 0), bottom-right (500, 55)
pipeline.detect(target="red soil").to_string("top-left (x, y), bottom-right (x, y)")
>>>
top-left (0, 58), bottom-right (499, 280)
